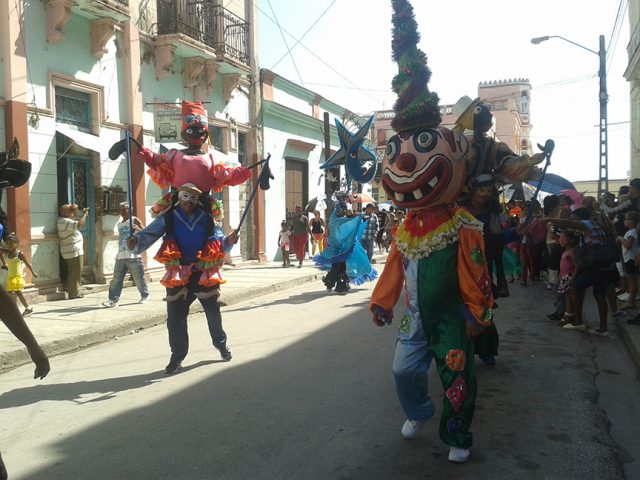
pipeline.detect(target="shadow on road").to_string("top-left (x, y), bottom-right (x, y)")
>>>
top-left (12, 283), bottom-right (627, 480)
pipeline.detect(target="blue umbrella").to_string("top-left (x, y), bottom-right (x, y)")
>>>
top-left (527, 173), bottom-right (575, 195)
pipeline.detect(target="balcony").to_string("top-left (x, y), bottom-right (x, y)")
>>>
top-left (72, 0), bottom-right (130, 21)
top-left (156, 0), bottom-right (249, 66)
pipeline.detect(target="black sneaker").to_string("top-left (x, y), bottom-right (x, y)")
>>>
top-left (164, 361), bottom-right (182, 374)
top-left (546, 313), bottom-right (562, 322)
top-left (218, 346), bottom-right (232, 361)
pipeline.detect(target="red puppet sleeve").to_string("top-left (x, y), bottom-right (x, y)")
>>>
top-left (138, 146), bottom-right (174, 190)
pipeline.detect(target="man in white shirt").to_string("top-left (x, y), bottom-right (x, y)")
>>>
top-left (102, 202), bottom-right (150, 307)
top-left (56, 203), bottom-right (88, 299)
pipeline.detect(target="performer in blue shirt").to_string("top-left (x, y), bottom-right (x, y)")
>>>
top-left (128, 183), bottom-right (238, 374)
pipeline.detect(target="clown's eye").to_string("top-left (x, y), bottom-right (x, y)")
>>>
top-left (474, 106), bottom-right (482, 115)
top-left (413, 130), bottom-right (436, 152)
top-left (385, 136), bottom-right (401, 164)
top-left (186, 128), bottom-right (194, 135)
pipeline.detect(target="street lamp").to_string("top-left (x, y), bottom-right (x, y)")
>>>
top-left (531, 34), bottom-right (608, 196)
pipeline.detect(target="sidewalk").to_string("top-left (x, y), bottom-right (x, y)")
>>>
top-left (0, 257), bottom-right (339, 372)
top-left (614, 313), bottom-right (640, 380)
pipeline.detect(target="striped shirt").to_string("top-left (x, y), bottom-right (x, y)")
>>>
top-left (57, 217), bottom-right (84, 259)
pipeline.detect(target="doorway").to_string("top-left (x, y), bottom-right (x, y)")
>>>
top-left (284, 158), bottom-right (308, 222)
top-left (57, 151), bottom-right (96, 281)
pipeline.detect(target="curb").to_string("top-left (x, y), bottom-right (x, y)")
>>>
top-left (0, 271), bottom-right (322, 373)
top-left (614, 316), bottom-right (640, 380)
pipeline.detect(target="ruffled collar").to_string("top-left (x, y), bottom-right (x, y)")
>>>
top-left (395, 205), bottom-right (483, 260)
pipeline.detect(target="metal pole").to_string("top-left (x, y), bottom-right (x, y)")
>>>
top-left (597, 34), bottom-right (609, 197)
top-left (125, 130), bottom-right (134, 234)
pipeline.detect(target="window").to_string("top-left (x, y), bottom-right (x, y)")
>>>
top-left (209, 125), bottom-right (224, 152)
top-left (238, 132), bottom-right (247, 166)
top-left (55, 87), bottom-right (91, 130)
top-left (520, 93), bottom-right (529, 114)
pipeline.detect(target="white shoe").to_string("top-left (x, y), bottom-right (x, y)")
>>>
top-left (448, 447), bottom-right (470, 463)
top-left (139, 297), bottom-right (149, 304)
top-left (102, 300), bottom-right (118, 308)
top-left (401, 419), bottom-right (426, 439)
top-left (563, 322), bottom-right (585, 331)
top-left (588, 329), bottom-right (611, 338)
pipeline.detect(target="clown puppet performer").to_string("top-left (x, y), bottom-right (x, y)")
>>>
top-left (370, 1), bottom-right (491, 462)
top-left (369, 0), bottom-right (551, 463)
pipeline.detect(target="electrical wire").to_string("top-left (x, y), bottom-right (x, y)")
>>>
top-left (271, 0), bottom-right (337, 70)
top-left (254, 0), bottom-right (380, 104)
top-left (607, 0), bottom-right (629, 72)
top-left (266, 0), bottom-right (305, 87)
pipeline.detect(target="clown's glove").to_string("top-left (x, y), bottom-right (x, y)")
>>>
top-left (108, 136), bottom-right (143, 160)
top-left (537, 139), bottom-right (555, 157)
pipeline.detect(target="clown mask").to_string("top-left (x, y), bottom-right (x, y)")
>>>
top-left (381, 127), bottom-right (470, 209)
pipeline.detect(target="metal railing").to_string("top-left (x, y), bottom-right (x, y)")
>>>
top-left (156, 0), bottom-right (249, 65)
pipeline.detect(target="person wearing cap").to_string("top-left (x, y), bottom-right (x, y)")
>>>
top-left (127, 183), bottom-right (237, 373)
top-left (290, 206), bottom-right (308, 268)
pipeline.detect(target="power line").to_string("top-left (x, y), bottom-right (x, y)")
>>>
top-left (607, 0), bottom-right (628, 72)
top-left (271, 0), bottom-right (337, 70)
top-left (266, 0), bottom-right (305, 87)
top-left (254, 0), bottom-right (380, 105)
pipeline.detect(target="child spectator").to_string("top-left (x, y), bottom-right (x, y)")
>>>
top-left (278, 221), bottom-right (291, 267)
top-left (557, 230), bottom-right (578, 326)
top-left (1, 233), bottom-right (38, 316)
top-left (617, 211), bottom-right (640, 309)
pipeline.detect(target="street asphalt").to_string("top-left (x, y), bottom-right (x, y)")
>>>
top-left (1, 253), bottom-right (640, 382)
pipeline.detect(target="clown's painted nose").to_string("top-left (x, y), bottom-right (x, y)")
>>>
top-left (396, 152), bottom-right (417, 172)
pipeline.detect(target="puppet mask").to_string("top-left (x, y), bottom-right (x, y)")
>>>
top-left (381, 127), bottom-right (470, 209)
top-left (181, 101), bottom-right (209, 147)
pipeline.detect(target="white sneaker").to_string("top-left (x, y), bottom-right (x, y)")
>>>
top-left (139, 297), bottom-right (149, 304)
top-left (102, 300), bottom-right (118, 308)
top-left (401, 419), bottom-right (426, 439)
top-left (563, 322), bottom-right (585, 331)
top-left (588, 329), bottom-right (611, 338)
top-left (448, 447), bottom-right (470, 463)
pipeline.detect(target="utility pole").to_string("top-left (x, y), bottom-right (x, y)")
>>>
top-left (324, 112), bottom-right (331, 196)
top-left (597, 34), bottom-right (609, 197)
top-left (531, 34), bottom-right (608, 196)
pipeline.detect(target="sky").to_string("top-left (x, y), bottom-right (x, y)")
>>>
top-left (256, 0), bottom-right (631, 184)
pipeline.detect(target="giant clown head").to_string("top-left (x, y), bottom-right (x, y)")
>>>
top-left (381, 127), bottom-right (470, 210)
top-left (181, 101), bottom-right (209, 147)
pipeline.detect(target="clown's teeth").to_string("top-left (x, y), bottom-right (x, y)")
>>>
top-left (395, 192), bottom-right (405, 202)
top-left (428, 177), bottom-right (438, 188)
top-left (413, 189), bottom-right (423, 200)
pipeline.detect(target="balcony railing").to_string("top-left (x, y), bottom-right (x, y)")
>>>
top-left (156, 0), bottom-right (249, 65)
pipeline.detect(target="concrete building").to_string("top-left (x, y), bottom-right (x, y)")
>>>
top-left (0, 0), bottom-right (259, 298)
top-left (626, 1), bottom-right (640, 179)
top-left (260, 69), bottom-right (374, 261)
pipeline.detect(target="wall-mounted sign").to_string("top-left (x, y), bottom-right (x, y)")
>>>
top-left (154, 108), bottom-right (182, 142)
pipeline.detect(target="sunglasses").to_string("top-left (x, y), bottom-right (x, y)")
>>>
top-left (178, 191), bottom-right (200, 203)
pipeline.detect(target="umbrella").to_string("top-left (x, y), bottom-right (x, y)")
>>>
top-left (560, 189), bottom-right (584, 208)
top-left (305, 194), bottom-right (335, 214)
top-left (527, 173), bottom-right (575, 195)
top-left (351, 193), bottom-right (375, 204)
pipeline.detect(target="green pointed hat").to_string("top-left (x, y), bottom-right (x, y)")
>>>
top-left (390, 0), bottom-right (441, 134)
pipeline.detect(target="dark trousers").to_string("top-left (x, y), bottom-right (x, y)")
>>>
top-left (166, 271), bottom-right (227, 363)
top-left (64, 255), bottom-right (83, 298)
